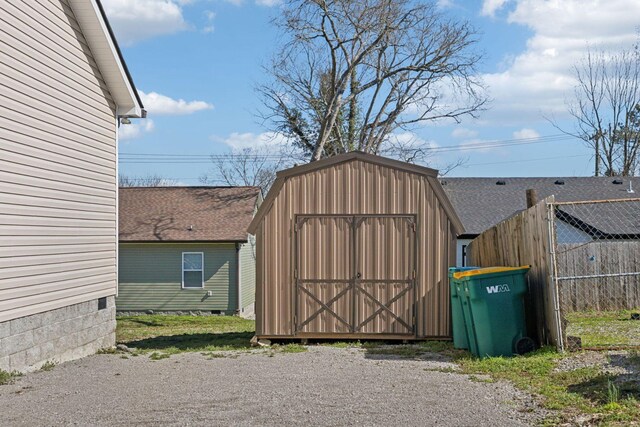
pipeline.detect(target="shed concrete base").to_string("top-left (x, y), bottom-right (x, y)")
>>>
top-left (0, 297), bottom-right (116, 373)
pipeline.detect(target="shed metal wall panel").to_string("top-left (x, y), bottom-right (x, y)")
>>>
top-left (0, 0), bottom-right (117, 323)
top-left (117, 244), bottom-right (238, 312)
top-left (254, 158), bottom-right (458, 339)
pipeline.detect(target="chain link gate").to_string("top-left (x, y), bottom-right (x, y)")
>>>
top-left (548, 198), bottom-right (640, 350)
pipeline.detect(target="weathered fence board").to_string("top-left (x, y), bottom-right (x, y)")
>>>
top-left (468, 197), bottom-right (559, 346)
top-left (556, 241), bottom-right (640, 311)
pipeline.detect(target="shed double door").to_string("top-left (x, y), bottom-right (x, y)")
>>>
top-left (295, 215), bottom-right (416, 336)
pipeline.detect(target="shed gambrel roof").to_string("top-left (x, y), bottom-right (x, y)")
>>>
top-left (247, 151), bottom-right (464, 234)
top-left (120, 187), bottom-right (261, 242)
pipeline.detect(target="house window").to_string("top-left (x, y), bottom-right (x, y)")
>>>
top-left (182, 252), bottom-right (204, 289)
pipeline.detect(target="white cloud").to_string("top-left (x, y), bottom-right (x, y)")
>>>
top-left (256, 0), bottom-right (281, 5)
top-left (202, 10), bottom-right (215, 33)
top-left (451, 128), bottom-right (479, 139)
top-left (437, 0), bottom-right (455, 9)
top-left (119, 119), bottom-right (155, 140)
top-left (512, 128), bottom-right (540, 140)
top-left (388, 132), bottom-right (438, 149)
top-left (102, 0), bottom-right (189, 46)
top-left (139, 91), bottom-right (213, 116)
top-left (481, 0), bottom-right (510, 17)
top-left (216, 131), bottom-right (291, 150)
top-left (480, 0), bottom-right (640, 125)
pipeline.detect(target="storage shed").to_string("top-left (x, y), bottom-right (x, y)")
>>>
top-left (247, 152), bottom-right (464, 340)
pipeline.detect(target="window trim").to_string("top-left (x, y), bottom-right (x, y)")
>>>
top-left (182, 252), bottom-right (204, 289)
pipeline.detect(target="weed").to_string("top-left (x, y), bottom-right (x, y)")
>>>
top-left (149, 352), bottom-right (170, 361)
top-left (468, 374), bottom-right (494, 383)
top-left (272, 344), bottom-right (307, 354)
top-left (322, 341), bottom-right (362, 348)
top-left (0, 369), bottom-right (21, 385)
top-left (96, 347), bottom-right (118, 355)
top-left (423, 366), bottom-right (459, 374)
top-left (607, 379), bottom-right (620, 405)
top-left (366, 345), bottom-right (425, 358)
top-left (39, 361), bottom-right (56, 372)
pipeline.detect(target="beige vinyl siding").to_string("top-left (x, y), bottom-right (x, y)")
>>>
top-left (239, 240), bottom-right (256, 309)
top-left (0, 0), bottom-right (117, 323)
top-left (116, 244), bottom-right (239, 312)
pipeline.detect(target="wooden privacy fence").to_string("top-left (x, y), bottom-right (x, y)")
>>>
top-left (556, 241), bottom-right (640, 312)
top-left (467, 196), bottom-right (562, 347)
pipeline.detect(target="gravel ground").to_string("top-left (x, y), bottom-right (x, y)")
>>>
top-left (0, 346), bottom-right (544, 426)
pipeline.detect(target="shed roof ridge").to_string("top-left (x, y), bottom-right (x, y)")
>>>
top-left (277, 151), bottom-right (439, 179)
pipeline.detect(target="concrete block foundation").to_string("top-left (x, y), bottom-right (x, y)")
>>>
top-left (0, 296), bottom-right (116, 373)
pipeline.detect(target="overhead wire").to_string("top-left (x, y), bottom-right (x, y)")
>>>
top-left (118, 133), bottom-right (577, 164)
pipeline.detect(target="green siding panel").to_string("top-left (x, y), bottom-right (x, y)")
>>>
top-left (117, 243), bottom-right (238, 312)
top-left (239, 240), bottom-right (256, 309)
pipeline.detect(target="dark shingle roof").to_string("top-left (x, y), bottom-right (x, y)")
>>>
top-left (119, 187), bottom-right (261, 242)
top-left (440, 177), bottom-right (640, 236)
top-left (556, 202), bottom-right (640, 237)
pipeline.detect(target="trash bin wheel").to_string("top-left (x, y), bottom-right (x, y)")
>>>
top-left (515, 337), bottom-right (536, 355)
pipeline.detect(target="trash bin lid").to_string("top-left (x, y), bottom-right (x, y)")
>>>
top-left (452, 266), bottom-right (530, 279)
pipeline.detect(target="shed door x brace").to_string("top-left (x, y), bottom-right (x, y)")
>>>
top-left (294, 215), bottom-right (417, 336)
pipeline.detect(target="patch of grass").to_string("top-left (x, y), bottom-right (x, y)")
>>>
top-left (39, 361), bottom-right (56, 372)
top-left (202, 352), bottom-right (227, 359)
top-left (364, 341), bottom-right (465, 359)
top-left (322, 341), bottom-right (363, 348)
top-left (96, 347), bottom-right (118, 355)
top-left (149, 352), bottom-right (171, 361)
top-left (272, 343), bottom-right (307, 353)
top-left (0, 369), bottom-right (21, 385)
top-left (457, 347), bottom-right (640, 425)
top-left (565, 309), bottom-right (640, 347)
top-left (366, 345), bottom-right (425, 358)
top-left (116, 315), bottom-right (255, 354)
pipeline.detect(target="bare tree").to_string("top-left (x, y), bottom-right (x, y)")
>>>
top-left (200, 146), bottom-right (299, 194)
top-left (563, 45), bottom-right (640, 176)
top-left (119, 174), bottom-right (177, 187)
top-left (259, 0), bottom-right (486, 162)
top-left (377, 133), bottom-right (467, 174)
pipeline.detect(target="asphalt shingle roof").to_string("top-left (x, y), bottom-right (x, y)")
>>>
top-left (440, 177), bottom-right (640, 236)
top-left (119, 186), bottom-right (261, 242)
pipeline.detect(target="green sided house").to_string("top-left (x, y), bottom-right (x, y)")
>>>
top-left (117, 187), bottom-right (261, 317)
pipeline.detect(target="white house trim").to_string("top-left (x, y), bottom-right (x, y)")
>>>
top-left (67, 0), bottom-right (144, 118)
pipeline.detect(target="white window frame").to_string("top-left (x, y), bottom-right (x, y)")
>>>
top-left (182, 252), bottom-right (204, 289)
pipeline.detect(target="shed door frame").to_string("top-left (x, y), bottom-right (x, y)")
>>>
top-left (294, 214), bottom-right (417, 337)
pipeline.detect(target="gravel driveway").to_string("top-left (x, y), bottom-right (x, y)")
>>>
top-left (0, 346), bottom-right (543, 426)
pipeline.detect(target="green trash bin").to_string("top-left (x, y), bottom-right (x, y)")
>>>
top-left (452, 266), bottom-right (535, 358)
top-left (449, 267), bottom-right (478, 350)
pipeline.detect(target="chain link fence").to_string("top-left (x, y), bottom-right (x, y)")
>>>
top-left (549, 199), bottom-right (640, 350)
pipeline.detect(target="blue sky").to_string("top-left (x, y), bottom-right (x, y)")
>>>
top-left (103, 0), bottom-right (640, 182)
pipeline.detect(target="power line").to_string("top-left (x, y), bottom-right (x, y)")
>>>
top-left (465, 154), bottom-right (590, 167)
top-left (119, 133), bottom-right (577, 164)
top-left (134, 153), bottom-right (593, 181)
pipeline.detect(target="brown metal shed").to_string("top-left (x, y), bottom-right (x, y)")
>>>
top-left (247, 152), bottom-right (464, 340)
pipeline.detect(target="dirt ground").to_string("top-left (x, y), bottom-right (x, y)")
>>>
top-left (0, 346), bottom-right (544, 426)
